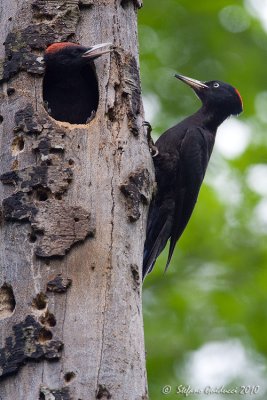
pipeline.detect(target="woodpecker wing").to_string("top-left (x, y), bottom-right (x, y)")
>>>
top-left (143, 152), bottom-right (177, 277)
top-left (165, 127), bottom-right (214, 270)
top-left (143, 126), bottom-right (215, 279)
top-left (143, 135), bottom-right (182, 278)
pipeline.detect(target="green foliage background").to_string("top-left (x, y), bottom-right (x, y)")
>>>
top-left (139, 1), bottom-right (267, 399)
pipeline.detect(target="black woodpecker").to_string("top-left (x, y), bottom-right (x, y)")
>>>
top-left (43, 42), bottom-right (112, 124)
top-left (143, 74), bottom-right (243, 279)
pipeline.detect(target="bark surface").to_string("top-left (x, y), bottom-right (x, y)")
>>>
top-left (0, 1), bottom-right (152, 399)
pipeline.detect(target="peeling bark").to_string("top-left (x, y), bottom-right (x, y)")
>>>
top-left (120, 168), bottom-right (152, 222)
top-left (46, 275), bottom-right (72, 293)
top-left (0, 315), bottom-right (63, 380)
top-left (39, 385), bottom-right (70, 400)
top-left (0, 0), bottom-right (153, 399)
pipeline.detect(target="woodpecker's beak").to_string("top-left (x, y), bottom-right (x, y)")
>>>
top-left (82, 42), bottom-right (113, 59)
top-left (174, 73), bottom-right (209, 90)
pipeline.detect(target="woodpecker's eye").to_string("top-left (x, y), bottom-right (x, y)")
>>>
top-left (213, 82), bottom-right (220, 88)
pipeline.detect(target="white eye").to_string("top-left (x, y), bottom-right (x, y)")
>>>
top-left (213, 82), bottom-right (220, 88)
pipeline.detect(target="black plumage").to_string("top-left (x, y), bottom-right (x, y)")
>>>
top-left (143, 74), bottom-right (243, 279)
top-left (43, 42), bottom-right (112, 124)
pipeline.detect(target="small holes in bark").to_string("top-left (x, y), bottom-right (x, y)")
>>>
top-left (29, 231), bottom-right (37, 243)
top-left (12, 159), bottom-right (19, 170)
top-left (0, 283), bottom-right (16, 319)
top-left (55, 193), bottom-right (62, 200)
top-left (49, 147), bottom-right (64, 154)
top-left (96, 385), bottom-right (111, 399)
top-left (7, 87), bottom-right (15, 96)
top-left (68, 159), bottom-right (74, 166)
top-left (74, 217), bottom-right (79, 222)
top-left (64, 371), bottom-right (76, 383)
top-left (78, 1), bottom-right (94, 10)
top-left (36, 188), bottom-right (50, 202)
top-left (32, 292), bottom-right (48, 310)
top-left (37, 191), bottom-right (48, 201)
top-left (131, 264), bottom-right (140, 291)
top-left (40, 310), bottom-right (56, 327)
top-left (12, 136), bottom-right (25, 155)
top-left (38, 327), bottom-right (53, 343)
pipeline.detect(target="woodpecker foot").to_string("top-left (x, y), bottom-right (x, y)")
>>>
top-left (143, 121), bottom-right (159, 157)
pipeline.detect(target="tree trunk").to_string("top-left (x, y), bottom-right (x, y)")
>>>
top-left (0, 1), bottom-right (152, 399)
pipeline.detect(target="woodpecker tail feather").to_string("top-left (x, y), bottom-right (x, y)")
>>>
top-left (143, 218), bottom-right (172, 280)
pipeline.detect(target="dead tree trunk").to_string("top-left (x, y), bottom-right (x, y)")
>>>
top-left (0, 1), bottom-right (152, 399)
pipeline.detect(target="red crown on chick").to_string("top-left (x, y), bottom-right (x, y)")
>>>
top-left (45, 42), bottom-right (79, 55)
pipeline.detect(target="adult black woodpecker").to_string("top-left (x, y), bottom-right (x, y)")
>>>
top-left (143, 74), bottom-right (243, 279)
top-left (43, 42), bottom-right (112, 124)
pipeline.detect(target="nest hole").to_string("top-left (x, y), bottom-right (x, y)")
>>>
top-left (0, 115), bottom-right (3, 124)
top-left (43, 62), bottom-right (99, 124)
